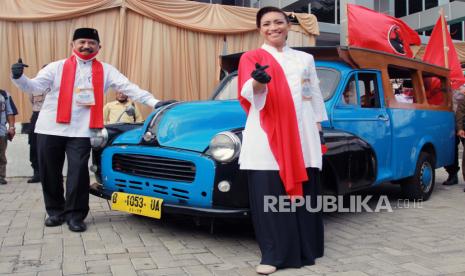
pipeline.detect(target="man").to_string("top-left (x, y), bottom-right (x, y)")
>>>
top-left (11, 27), bottom-right (174, 232)
top-left (103, 91), bottom-right (143, 124)
top-left (0, 89), bottom-right (18, 185)
top-left (27, 85), bottom-right (48, 183)
top-left (447, 85), bottom-right (465, 188)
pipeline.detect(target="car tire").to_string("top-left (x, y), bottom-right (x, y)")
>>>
top-left (401, 151), bottom-right (435, 201)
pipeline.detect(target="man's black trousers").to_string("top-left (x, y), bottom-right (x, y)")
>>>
top-left (28, 111), bottom-right (39, 175)
top-left (37, 134), bottom-right (91, 221)
top-left (445, 136), bottom-right (464, 175)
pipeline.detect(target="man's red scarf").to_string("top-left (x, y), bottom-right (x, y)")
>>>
top-left (56, 50), bottom-right (104, 129)
top-left (238, 48), bottom-right (308, 197)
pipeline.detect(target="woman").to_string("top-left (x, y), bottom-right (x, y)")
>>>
top-left (237, 6), bottom-right (327, 274)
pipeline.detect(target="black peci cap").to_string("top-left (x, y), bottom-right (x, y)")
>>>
top-left (72, 28), bottom-right (100, 42)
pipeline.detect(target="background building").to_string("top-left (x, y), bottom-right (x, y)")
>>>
top-left (193, 0), bottom-right (465, 46)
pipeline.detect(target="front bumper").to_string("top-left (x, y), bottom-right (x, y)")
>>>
top-left (89, 183), bottom-right (250, 218)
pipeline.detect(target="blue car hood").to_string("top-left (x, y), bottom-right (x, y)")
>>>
top-left (155, 100), bottom-right (247, 152)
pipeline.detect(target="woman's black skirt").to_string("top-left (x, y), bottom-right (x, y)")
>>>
top-left (247, 168), bottom-right (324, 268)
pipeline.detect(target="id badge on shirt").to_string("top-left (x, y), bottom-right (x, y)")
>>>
top-left (301, 68), bottom-right (312, 101)
top-left (75, 87), bottom-right (95, 106)
top-left (32, 94), bottom-right (45, 104)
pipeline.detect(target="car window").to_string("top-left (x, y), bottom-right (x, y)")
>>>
top-left (215, 75), bottom-right (238, 100)
top-left (358, 72), bottom-right (380, 108)
top-left (388, 66), bottom-right (417, 104)
top-left (422, 74), bottom-right (447, 106)
top-left (339, 76), bottom-right (357, 105)
top-left (318, 68), bottom-right (340, 100)
top-left (338, 72), bottom-right (381, 107)
top-left (213, 68), bottom-right (340, 101)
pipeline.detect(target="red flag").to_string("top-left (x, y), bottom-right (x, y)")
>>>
top-left (348, 4), bottom-right (421, 58)
top-left (422, 15), bottom-right (465, 89)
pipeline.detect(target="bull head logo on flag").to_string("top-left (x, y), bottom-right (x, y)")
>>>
top-left (388, 25), bottom-right (406, 55)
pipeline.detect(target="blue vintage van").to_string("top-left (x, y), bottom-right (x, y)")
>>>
top-left (90, 46), bottom-right (455, 219)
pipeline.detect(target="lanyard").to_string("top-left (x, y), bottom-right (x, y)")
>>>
top-left (75, 59), bottom-right (92, 88)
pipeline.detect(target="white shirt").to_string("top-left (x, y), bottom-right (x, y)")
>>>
top-left (394, 93), bottom-right (414, 104)
top-left (12, 55), bottom-right (158, 137)
top-left (239, 44), bottom-right (328, 170)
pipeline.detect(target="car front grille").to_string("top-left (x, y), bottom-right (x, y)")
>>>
top-left (112, 153), bottom-right (196, 183)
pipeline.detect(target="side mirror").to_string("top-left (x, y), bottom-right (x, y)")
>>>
top-left (116, 105), bottom-right (136, 123)
top-left (125, 105), bottom-right (135, 117)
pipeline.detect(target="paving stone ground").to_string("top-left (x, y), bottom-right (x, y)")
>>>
top-left (3, 134), bottom-right (465, 275)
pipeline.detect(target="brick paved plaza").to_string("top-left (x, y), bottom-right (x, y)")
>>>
top-left (2, 135), bottom-right (465, 276)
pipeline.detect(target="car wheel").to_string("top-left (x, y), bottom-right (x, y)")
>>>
top-left (401, 152), bottom-right (435, 201)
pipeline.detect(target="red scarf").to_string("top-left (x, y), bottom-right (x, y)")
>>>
top-left (238, 48), bottom-right (308, 197)
top-left (56, 50), bottom-right (104, 129)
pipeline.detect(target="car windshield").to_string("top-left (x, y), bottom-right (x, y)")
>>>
top-left (213, 67), bottom-right (340, 101)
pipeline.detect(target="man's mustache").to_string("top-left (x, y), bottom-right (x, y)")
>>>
top-left (79, 48), bottom-right (93, 53)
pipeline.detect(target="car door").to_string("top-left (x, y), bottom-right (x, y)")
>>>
top-left (332, 71), bottom-right (392, 189)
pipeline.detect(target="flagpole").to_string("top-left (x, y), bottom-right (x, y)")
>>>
top-left (345, 2), bottom-right (349, 46)
top-left (340, 0), bottom-right (349, 46)
top-left (439, 8), bottom-right (449, 69)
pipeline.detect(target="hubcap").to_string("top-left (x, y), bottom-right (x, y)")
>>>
top-left (420, 161), bottom-right (433, 193)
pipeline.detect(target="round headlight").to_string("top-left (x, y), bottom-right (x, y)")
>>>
top-left (209, 131), bottom-right (241, 163)
top-left (90, 128), bottom-right (108, 149)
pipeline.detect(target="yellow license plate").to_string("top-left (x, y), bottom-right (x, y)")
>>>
top-left (110, 192), bottom-right (163, 219)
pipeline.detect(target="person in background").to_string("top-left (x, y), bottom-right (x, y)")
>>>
top-left (444, 85), bottom-right (465, 187)
top-left (11, 27), bottom-right (173, 232)
top-left (0, 89), bottom-right (18, 185)
top-left (424, 77), bottom-right (443, 105)
top-left (341, 81), bottom-right (356, 105)
top-left (237, 6), bottom-right (327, 275)
top-left (103, 91), bottom-right (143, 124)
top-left (27, 78), bottom-right (48, 183)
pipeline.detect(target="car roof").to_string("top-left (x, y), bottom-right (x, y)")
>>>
top-left (220, 46), bottom-right (450, 78)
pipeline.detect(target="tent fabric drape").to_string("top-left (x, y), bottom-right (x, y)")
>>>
top-left (125, 0), bottom-right (258, 34)
top-left (122, 10), bottom-right (225, 116)
top-left (0, 0), bottom-right (121, 21)
top-left (293, 13), bottom-right (320, 36)
top-left (0, 0), bottom-right (318, 122)
top-left (0, 0), bottom-right (319, 35)
top-left (124, 0), bottom-right (319, 35)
